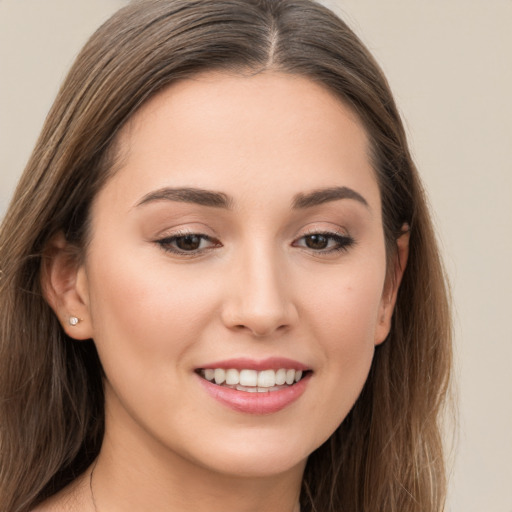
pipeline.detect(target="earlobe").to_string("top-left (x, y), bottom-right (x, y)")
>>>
top-left (41, 232), bottom-right (93, 341)
top-left (374, 226), bottom-right (410, 345)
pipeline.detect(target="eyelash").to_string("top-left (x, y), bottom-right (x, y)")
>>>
top-left (156, 231), bottom-right (354, 256)
top-left (292, 231), bottom-right (355, 254)
top-left (156, 231), bottom-right (220, 256)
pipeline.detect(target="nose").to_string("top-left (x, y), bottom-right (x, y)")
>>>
top-left (221, 247), bottom-right (298, 337)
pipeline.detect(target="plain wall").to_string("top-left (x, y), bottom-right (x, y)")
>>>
top-left (1, 1), bottom-right (511, 511)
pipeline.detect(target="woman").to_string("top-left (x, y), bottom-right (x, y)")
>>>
top-left (0, 1), bottom-right (452, 511)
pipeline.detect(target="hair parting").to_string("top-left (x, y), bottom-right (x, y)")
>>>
top-left (0, 2), bottom-right (452, 511)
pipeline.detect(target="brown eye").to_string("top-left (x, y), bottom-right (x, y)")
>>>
top-left (157, 233), bottom-right (220, 255)
top-left (175, 234), bottom-right (202, 251)
top-left (293, 232), bottom-right (355, 254)
top-left (304, 234), bottom-right (329, 250)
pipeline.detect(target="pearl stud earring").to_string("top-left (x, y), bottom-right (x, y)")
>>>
top-left (69, 316), bottom-right (80, 326)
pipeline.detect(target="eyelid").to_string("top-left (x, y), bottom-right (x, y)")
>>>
top-left (300, 226), bottom-right (347, 237)
top-left (292, 227), bottom-right (355, 254)
top-left (155, 229), bottom-right (221, 257)
top-left (153, 224), bottom-right (355, 257)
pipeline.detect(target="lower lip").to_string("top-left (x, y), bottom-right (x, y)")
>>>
top-left (198, 373), bottom-right (311, 415)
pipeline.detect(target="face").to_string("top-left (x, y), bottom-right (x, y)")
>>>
top-left (56, 72), bottom-right (403, 479)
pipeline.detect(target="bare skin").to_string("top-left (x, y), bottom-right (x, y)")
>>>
top-left (40, 71), bottom-right (408, 511)
top-left (32, 471), bottom-right (91, 511)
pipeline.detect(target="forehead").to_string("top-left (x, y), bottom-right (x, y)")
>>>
top-left (97, 71), bottom-right (380, 213)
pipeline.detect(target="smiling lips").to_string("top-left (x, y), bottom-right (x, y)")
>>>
top-left (196, 358), bottom-right (311, 414)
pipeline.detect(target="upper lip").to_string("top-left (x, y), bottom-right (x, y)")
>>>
top-left (196, 357), bottom-right (310, 372)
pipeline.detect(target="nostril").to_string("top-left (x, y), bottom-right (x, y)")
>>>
top-left (226, 320), bottom-right (290, 337)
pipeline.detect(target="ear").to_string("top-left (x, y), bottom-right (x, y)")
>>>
top-left (41, 232), bottom-right (93, 341)
top-left (374, 226), bottom-right (410, 345)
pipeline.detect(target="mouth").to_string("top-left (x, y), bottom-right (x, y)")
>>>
top-left (196, 359), bottom-right (312, 414)
top-left (196, 367), bottom-right (311, 393)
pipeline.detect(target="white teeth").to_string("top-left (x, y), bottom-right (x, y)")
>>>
top-left (225, 369), bottom-right (239, 385)
top-left (203, 368), bottom-right (306, 389)
top-left (214, 368), bottom-right (226, 385)
top-left (275, 368), bottom-right (287, 385)
top-left (239, 369), bottom-right (258, 386)
top-left (258, 369), bottom-right (276, 387)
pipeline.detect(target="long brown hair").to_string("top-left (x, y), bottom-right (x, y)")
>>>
top-left (0, 1), bottom-right (452, 511)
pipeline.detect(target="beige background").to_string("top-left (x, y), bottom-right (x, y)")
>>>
top-left (1, 1), bottom-right (511, 510)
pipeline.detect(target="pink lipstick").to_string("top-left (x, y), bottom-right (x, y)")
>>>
top-left (196, 357), bottom-right (312, 414)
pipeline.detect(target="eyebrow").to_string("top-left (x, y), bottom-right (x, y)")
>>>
top-left (135, 185), bottom-right (369, 210)
top-left (292, 186), bottom-right (369, 209)
top-left (135, 187), bottom-right (233, 209)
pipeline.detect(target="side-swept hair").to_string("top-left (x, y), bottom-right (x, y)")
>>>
top-left (0, 1), bottom-right (451, 511)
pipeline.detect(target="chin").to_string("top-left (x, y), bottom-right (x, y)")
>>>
top-left (179, 425), bottom-right (322, 479)
top-left (198, 449), bottom-right (308, 479)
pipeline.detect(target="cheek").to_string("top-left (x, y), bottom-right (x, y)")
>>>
top-left (83, 246), bottom-right (227, 445)
top-left (84, 244), bottom-right (221, 372)
top-left (297, 260), bottom-right (385, 426)
top-left (302, 258), bottom-right (385, 346)
top-left (318, 277), bottom-right (381, 367)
